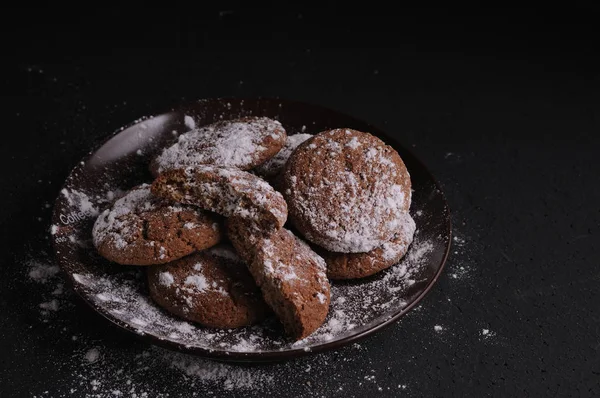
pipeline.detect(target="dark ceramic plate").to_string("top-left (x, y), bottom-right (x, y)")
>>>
top-left (51, 98), bottom-right (451, 362)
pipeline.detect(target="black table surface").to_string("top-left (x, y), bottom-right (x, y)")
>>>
top-left (1, 7), bottom-right (599, 398)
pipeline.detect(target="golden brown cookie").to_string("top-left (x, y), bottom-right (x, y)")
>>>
top-left (228, 222), bottom-right (330, 340)
top-left (92, 184), bottom-right (223, 265)
top-left (151, 166), bottom-right (287, 236)
top-left (282, 129), bottom-right (411, 253)
top-left (150, 117), bottom-right (287, 176)
top-left (147, 245), bottom-right (269, 328)
top-left (319, 213), bottom-right (416, 280)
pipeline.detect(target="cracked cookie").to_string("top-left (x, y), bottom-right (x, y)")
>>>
top-left (228, 224), bottom-right (330, 340)
top-left (92, 184), bottom-right (223, 265)
top-left (151, 166), bottom-right (287, 236)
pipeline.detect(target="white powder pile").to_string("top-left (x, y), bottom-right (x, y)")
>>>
top-left (85, 348), bottom-right (101, 363)
top-left (183, 115), bottom-right (196, 130)
top-left (26, 257), bottom-right (67, 320)
top-left (480, 328), bottom-right (496, 340)
top-left (184, 274), bottom-right (208, 291)
top-left (39, 299), bottom-right (60, 311)
top-left (28, 260), bottom-right (60, 283)
top-left (61, 188), bottom-right (99, 218)
top-left (158, 272), bottom-right (174, 287)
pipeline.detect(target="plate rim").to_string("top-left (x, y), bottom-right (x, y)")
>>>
top-left (51, 97), bottom-right (452, 362)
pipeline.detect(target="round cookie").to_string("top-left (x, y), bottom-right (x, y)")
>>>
top-left (227, 222), bottom-right (330, 340)
top-left (151, 116), bottom-right (287, 176)
top-left (147, 245), bottom-right (269, 328)
top-left (254, 133), bottom-right (313, 179)
top-left (151, 166), bottom-right (287, 236)
top-left (92, 184), bottom-right (223, 265)
top-left (282, 129), bottom-right (411, 253)
top-left (320, 212), bottom-right (416, 280)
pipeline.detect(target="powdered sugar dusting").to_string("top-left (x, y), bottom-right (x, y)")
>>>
top-left (40, 299), bottom-right (60, 311)
top-left (157, 165), bottom-right (287, 232)
top-left (380, 213), bottom-right (416, 260)
top-left (480, 328), bottom-right (496, 340)
top-left (259, 229), bottom-right (328, 288)
top-left (28, 260), bottom-right (60, 283)
top-left (294, 235), bottom-right (433, 346)
top-left (183, 115), bottom-right (196, 130)
top-left (65, 231), bottom-right (433, 353)
top-left (61, 188), bottom-right (99, 217)
top-left (84, 348), bottom-right (101, 363)
top-left (158, 272), bottom-right (174, 287)
top-left (91, 184), bottom-right (197, 255)
top-left (166, 351), bottom-right (275, 390)
top-left (285, 129), bottom-right (411, 253)
top-left (346, 136), bottom-right (361, 149)
top-left (154, 117), bottom-right (286, 173)
top-left (184, 274), bottom-right (208, 292)
top-left (19, 99), bottom-right (470, 398)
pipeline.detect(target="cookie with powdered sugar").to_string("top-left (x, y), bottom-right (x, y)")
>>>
top-left (319, 213), bottom-right (416, 280)
top-left (150, 117), bottom-right (286, 176)
top-left (151, 166), bottom-right (287, 237)
top-left (227, 223), bottom-right (330, 340)
top-left (282, 129), bottom-right (411, 253)
top-left (92, 184), bottom-right (223, 265)
top-left (147, 245), bottom-right (269, 328)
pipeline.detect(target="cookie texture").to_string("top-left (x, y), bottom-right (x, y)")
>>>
top-left (228, 224), bottom-right (330, 340)
top-left (151, 116), bottom-right (286, 175)
top-left (282, 129), bottom-right (411, 253)
top-left (147, 245), bottom-right (269, 328)
top-left (254, 133), bottom-right (313, 179)
top-left (320, 213), bottom-right (416, 280)
top-left (152, 166), bottom-right (287, 236)
top-left (92, 184), bottom-right (223, 265)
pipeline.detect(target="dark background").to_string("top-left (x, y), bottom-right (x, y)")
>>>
top-left (1, 6), bottom-right (599, 397)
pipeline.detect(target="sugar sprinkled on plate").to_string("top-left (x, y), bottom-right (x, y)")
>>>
top-left (21, 223), bottom-right (467, 396)
top-left (28, 260), bottom-right (60, 284)
top-left (85, 348), bottom-right (101, 363)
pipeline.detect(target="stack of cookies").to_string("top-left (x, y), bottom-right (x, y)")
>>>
top-left (92, 116), bottom-right (415, 340)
